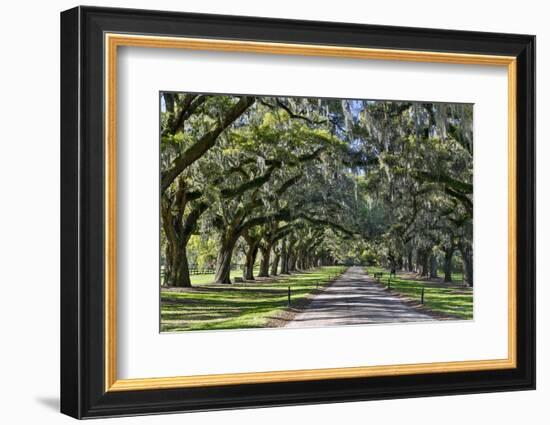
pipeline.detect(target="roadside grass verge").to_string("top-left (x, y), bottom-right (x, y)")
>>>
top-left (366, 266), bottom-right (473, 320)
top-left (161, 266), bottom-right (346, 332)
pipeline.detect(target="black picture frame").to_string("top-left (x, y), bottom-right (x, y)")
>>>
top-left (61, 5), bottom-right (535, 419)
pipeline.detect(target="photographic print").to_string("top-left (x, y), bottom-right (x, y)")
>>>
top-left (159, 93), bottom-right (473, 332)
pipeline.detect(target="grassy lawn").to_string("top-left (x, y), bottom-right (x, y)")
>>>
top-left (161, 266), bottom-right (346, 332)
top-left (367, 266), bottom-right (473, 320)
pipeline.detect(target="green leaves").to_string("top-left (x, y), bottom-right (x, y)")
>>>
top-left (160, 93), bottom-right (473, 279)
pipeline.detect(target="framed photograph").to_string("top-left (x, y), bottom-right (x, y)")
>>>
top-left (60, 6), bottom-right (535, 419)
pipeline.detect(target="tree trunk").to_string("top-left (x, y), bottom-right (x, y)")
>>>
top-left (214, 232), bottom-right (239, 284)
top-left (444, 247), bottom-right (454, 282)
top-left (163, 233), bottom-right (192, 288)
top-left (460, 244), bottom-right (473, 287)
top-left (284, 255), bottom-right (291, 273)
top-left (296, 250), bottom-right (303, 270)
top-left (258, 243), bottom-right (271, 277)
top-left (408, 250), bottom-right (413, 272)
top-left (161, 181), bottom-right (209, 288)
top-left (281, 253), bottom-right (290, 274)
top-left (397, 254), bottom-right (404, 270)
top-left (418, 250), bottom-right (430, 277)
top-left (175, 248), bottom-right (192, 287)
top-left (280, 240), bottom-right (290, 274)
top-left (161, 201), bottom-right (190, 288)
top-left (271, 253), bottom-right (280, 276)
top-left (429, 253), bottom-right (438, 278)
top-left (422, 254), bottom-right (429, 277)
top-left (289, 252), bottom-right (297, 272)
top-left (243, 242), bottom-right (259, 280)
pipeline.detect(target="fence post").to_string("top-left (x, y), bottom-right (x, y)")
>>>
top-left (421, 287), bottom-right (425, 304)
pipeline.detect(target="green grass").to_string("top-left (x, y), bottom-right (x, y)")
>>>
top-left (161, 266), bottom-right (346, 332)
top-left (367, 266), bottom-right (473, 320)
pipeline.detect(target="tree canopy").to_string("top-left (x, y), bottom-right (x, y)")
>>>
top-left (160, 93), bottom-right (473, 287)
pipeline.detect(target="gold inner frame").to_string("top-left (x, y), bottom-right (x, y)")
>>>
top-left (104, 33), bottom-right (517, 392)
